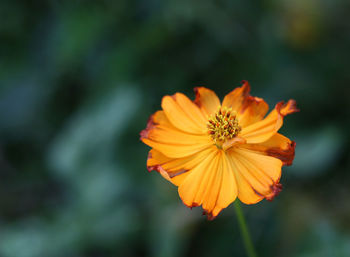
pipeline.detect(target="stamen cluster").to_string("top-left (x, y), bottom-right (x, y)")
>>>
top-left (207, 107), bottom-right (241, 143)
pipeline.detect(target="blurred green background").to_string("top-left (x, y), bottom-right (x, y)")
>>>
top-left (0, 0), bottom-right (349, 257)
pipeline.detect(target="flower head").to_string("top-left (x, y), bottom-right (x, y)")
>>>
top-left (140, 81), bottom-right (299, 219)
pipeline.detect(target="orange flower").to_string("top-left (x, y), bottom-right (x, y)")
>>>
top-left (140, 81), bottom-right (298, 219)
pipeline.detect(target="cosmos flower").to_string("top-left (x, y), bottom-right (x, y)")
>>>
top-left (140, 81), bottom-right (298, 219)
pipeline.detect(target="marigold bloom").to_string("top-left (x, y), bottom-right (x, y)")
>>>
top-left (140, 81), bottom-right (298, 219)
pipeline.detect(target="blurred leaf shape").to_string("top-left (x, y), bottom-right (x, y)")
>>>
top-left (290, 126), bottom-right (344, 177)
top-left (294, 220), bottom-right (350, 257)
top-left (48, 85), bottom-right (140, 176)
top-left (51, 5), bottom-right (113, 69)
top-left (0, 86), bottom-right (142, 257)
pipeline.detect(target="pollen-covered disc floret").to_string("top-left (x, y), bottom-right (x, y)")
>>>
top-left (207, 107), bottom-right (241, 143)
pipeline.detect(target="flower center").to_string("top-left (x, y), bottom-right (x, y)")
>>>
top-left (207, 107), bottom-right (241, 147)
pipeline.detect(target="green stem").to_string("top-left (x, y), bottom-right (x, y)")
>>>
top-left (234, 201), bottom-right (258, 257)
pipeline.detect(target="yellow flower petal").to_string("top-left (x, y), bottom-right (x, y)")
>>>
top-left (240, 133), bottom-right (296, 166)
top-left (146, 127), bottom-right (210, 146)
top-left (226, 153), bottom-right (263, 204)
top-left (152, 110), bottom-right (177, 129)
top-left (193, 87), bottom-right (221, 117)
top-left (222, 81), bottom-right (269, 127)
top-left (205, 152), bottom-right (238, 219)
top-left (146, 147), bottom-right (216, 186)
top-left (140, 110), bottom-right (212, 158)
top-left (142, 138), bottom-right (212, 159)
top-left (173, 92), bottom-right (208, 124)
top-left (161, 94), bottom-right (207, 134)
top-left (237, 97), bottom-right (269, 127)
top-left (222, 81), bottom-right (251, 111)
top-left (177, 150), bottom-right (218, 208)
top-left (178, 150), bottom-right (238, 219)
top-left (240, 100), bottom-right (299, 144)
top-left (227, 147), bottom-right (283, 204)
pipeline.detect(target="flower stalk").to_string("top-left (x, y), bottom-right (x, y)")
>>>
top-left (234, 201), bottom-right (258, 257)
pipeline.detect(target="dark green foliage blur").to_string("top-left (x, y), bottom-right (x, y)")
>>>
top-left (0, 0), bottom-right (350, 256)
